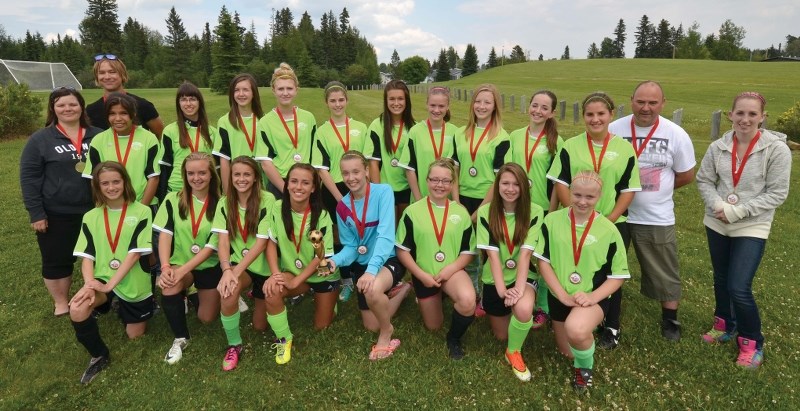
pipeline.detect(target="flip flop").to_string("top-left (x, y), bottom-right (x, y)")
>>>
top-left (369, 338), bottom-right (401, 361)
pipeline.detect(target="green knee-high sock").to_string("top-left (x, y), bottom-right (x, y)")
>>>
top-left (570, 342), bottom-right (595, 369)
top-left (221, 311), bottom-right (242, 346)
top-left (507, 316), bottom-right (533, 352)
top-left (536, 282), bottom-right (550, 313)
top-left (267, 308), bottom-right (293, 341)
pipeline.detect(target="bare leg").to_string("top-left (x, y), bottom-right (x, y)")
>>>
top-left (44, 277), bottom-right (71, 315)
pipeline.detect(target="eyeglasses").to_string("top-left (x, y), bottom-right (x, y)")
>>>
top-left (179, 97), bottom-right (199, 103)
top-left (427, 178), bottom-right (453, 186)
top-left (94, 54), bottom-right (118, 61)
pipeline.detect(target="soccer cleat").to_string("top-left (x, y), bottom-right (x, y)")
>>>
top-left (164, 338), bottom-right (189, 365)
top-left (221, 345), bottom-right (243, 371)
top-left (531, 308), bottom-right (549, 330)
top-left (572, 367), bottom-right (593, 392)
top-left (661, 318), bottom-right (682, 341)
top-left (80, 355), bottom-right (109, 385)
top-left (339, 283), bottom-right (354, 302)
top-left (447, 339), bottom-right (465, 360)
top-left (736, 337), bottom-right (764, 369)
top-left (505, 349), bottom-right (531, 382)
top-left (702, 316), bottom-right (735, 344)
top-left (597, 327), bottom-right (620, 350)
top-left (272, 338), bottom-right (293, 364)
top-left (238, 296), bottom-right (249, 313)
top-left (288, 294), bottom-right (304, 306)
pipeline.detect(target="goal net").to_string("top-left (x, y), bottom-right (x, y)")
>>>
top-left (0, 59), bottom-right (82, 91)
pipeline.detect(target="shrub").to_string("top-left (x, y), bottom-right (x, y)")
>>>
top-left (775, 100), bottom-right (800, 143)
top-left (0, 83), bottom-right (43, 140)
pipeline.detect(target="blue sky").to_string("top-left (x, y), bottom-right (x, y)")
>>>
top-left (1, 0), bottom-right (796, 63)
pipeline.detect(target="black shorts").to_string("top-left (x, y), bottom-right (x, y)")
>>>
top-left (411, 276), bottom-right (441, 299)
top-left (459, 195), bottom-right (483, 215)
top-left (36, 213), bottom-right (82, 279)
top-left (96, 293), bottom-right (154, 324)
top-left (322, 181), bottom-right (350, 218)
top-left (247, 270), bottom-right (268, 299)
top-left (192, 265), bottom-right (223, 289)
top-left (482, 279), bottom-right (538, 317)
top-left (393, 188), bottom-right (410, 205)
top-left (547, 292), bottom-right (610, 322)
top-left (350, 257), bottom-right (406, 310)
top-left (308, 280), bottom-right (340, 294)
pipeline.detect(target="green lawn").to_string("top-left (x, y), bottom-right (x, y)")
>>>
top-left (3, 59), bottom-right (799, 409)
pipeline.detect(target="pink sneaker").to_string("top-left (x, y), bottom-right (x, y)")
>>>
top-left (736, 337), bottom-right (764, 369)
top-left (702, 316), bottom-right (734, 344)
top-left (222, 345), bottom-right (243, 371)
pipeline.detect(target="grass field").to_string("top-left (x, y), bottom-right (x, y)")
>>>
top-left (3, 59), bottom-right (799, 409)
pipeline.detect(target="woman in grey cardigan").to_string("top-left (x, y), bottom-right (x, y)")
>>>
top-left (20, 87), bottom-right (102, 316)
top-left (696, 91), bottom-right (791, 369)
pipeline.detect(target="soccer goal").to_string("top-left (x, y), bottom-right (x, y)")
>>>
top-left (0, 59), bottom-right (82, 91)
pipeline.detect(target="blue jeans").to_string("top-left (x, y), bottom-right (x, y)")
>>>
top-left (705, 227), bottom-right (766, 348)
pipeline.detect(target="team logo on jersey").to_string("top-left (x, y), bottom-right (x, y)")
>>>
top-left (535, 145), bottom-right (548, 154)
top-left (125, 216), bottom-right (139, 227)
top-left (449, 214), bottom-right (462, 224)
top-left (131, 141), bottom-right (144, 151)
top-left (604, 151), bottom-right (619, 161)
top-left (350, 130), bottom-right (361, 137)
top-left (298, 122), bottom-right (308, 131)
top-left (583, 235), bottom-right (598, 246)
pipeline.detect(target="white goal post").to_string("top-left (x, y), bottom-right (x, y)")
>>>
top-left (0, 59), bottom-right (82, 91)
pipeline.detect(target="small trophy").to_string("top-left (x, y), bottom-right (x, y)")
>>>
top-left (309, 229), bottom-right (331, 275)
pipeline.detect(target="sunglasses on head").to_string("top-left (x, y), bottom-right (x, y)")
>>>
top-left (94, 53), bottom-right (118, 61)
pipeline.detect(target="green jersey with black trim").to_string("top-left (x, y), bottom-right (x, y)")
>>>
top-left (73, 202), bottom-right (153, 302)
top-left (453, 126), bottom-right (511, 198)
top-left (508, 127), bottom-right (564, 211)
top-left (533, 207), bottom-right (630, 295)
top-left (214, 113), bottom-right (266, 161)
top-left (83, 127), bottom-right (162, 205)
top-left (153, 192), bottom-right (219, 270)
top-left (255, 108), bottom-right (317, 176)
top-left (546, 133), bottom-right (641, 222)
top-left (398, 121), bottom-right (458, 198)
top-left (396, 197), bottom-right (475, 275)
top-left (476, 202), bottom-right (544, 285)
top-left (312, 118), bottom-right (372, 183)
top-left (211, 191), bottom-right (275, 276)
top-left (160, 121), bottom-right (218, 192)
top-left (267, 200), bottom-right (340, 282)
top-left (368, 118), bottom-right (411, 191)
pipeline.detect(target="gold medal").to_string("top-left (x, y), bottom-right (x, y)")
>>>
top-left (75, 161), bottom-right (86, 173)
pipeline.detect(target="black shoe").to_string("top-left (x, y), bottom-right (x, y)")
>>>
top-left (447, 340), bottom-right (464, 360)
top-left (572, 367), bottom-right (593, 393)
top-left (661, 319), bottom-right (681, 341)
top-left (597, 327), bottom-right (620, 350)
top-left (288, 294), bottom-right (305, 306)
top-left (80, 355), bottom-right (109, 385)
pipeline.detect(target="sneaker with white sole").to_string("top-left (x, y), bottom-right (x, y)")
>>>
top-left (339, 283), bottom-right (354, 302)
top-left (597, 327), bottom-right (620, 350)
top-left (272, 338), bottom-right (293, 364)
top-left (80, 355), bottom-right (109, 385)
top-left (222, 345), bottom-right (243, 371)
top-left (164, 337), bottom-right (189, 365)
top-left (238, 296), bottom-right (249, 313)
top-left (702, 316), bottom-right (735, 344)
top-left (505, 349), bottom-right (531, 382)
top-left (736, 336), bottom-right (764, 369)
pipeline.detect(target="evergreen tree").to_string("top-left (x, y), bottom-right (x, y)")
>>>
top-left (538, 54), bottom-right (543, 61)
top-left (198, 23), bottom-right (213, 80)
top-left (22, 31), bottom-right (46, 61)
top-left (487, 47), bottom-right (498, 68)
top-left (462, 43), bottom-right (479, 76)
top-left (561, 45), bottom-right (570, 60)
top-left (509, 45), bottom-right (526, 63)
top-left (79, 0), bottom-right (123, 55)
top-left (0, 25), bottom-right (24, 60)
top-left (165, 7), bottom-right (192, 85)
top-left (122, 18), bottom-right (149, 71)
top-left (297, 12), bottom-right (315, 51)
top-left (600, 37), bottom-right (616, 58)
top-left (446, 46), bottom-right (460, 69)
top-left (435, 48), bottom-right (450, 82)
top-left (655, 19), bottom-right (673, 58)
top-left (242, 22), bottom-right (260, 61)
top-left (587, 43), bottom-right (600, 59)
top-left (389, 49), bottom-right (401, 78)
top-left (354, 37), bottom-right (379, 84)
top-left (613, 18), bottom-right (627, 57)
top-left (210, 5), bottom-right (244, 93)
top-left (634, 15), bottom-right (655, 58)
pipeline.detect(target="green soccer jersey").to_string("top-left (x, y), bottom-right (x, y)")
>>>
top-left (214, 113), bottom-right (266, 161)
top-left (547, 133), bottom-right (641, 223)
top-left (312, 118), bottom-right (373, 183)
top-left (211, 191), bottom-right (275, 277)
top-left (73, 202), bottom-right (153, 302)
top-left (453, 126), bottom-right (511, 199)
top-left (153, 192), bottom-right (219, 270)
top-left (368, 118), bottom-right (411, 192)
top-left (396, 197), bottom-right (475, 276)
top-left (267, 200), bottom-right (340, 282)
top-left (533, 207), bottom-right (630, 295)
top-left (256, 108), bottom-right (317, 177)
top-left (398, 120), bottom-right (458, 198)
top-left (160, 121), bottom-right (218, 192)
top-left (83, 126), bottom-right (162, 205)
top-left (476, 202), bottom-right (544, 285)
top-left (508, 127), bottom-right (564, 212)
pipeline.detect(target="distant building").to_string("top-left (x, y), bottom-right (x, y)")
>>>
top-left (762, 57), bottom-right (800, 62)
top-left (379, 72), bottom-right (392, 84)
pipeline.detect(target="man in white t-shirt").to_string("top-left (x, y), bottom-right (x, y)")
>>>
top-left (603, 81), bottom-right (696, 345)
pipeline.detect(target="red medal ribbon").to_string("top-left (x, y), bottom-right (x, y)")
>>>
top-left (500, 212), bottom-right (516, 256)
top-left (236, 209), bottom-right (249, 240)
top-left (277, 107), bottom-right (299, 150)
top-left (469, 120), bottom-right (492, 163)
top-left (290, 206), bottom-right (311, 254)
top-left (586, 132), bottom-right (611, 173)
top-left (56, 124), bottom-right (85, 157)
top-left (570, 208), bottom-right (597, 268)
top-left (390, 121), bottom-right (404, 154)
top-left (349, 183), bottom-right (371, 240)
top-left (189, 195), bottom-right (210, 240)
top-left (330, 118), bottom-right (350, 152)
top-left (104, 203), bottom-right (128, 254)
top-left (237, 114), bottom-right (257, 152)
top-left (731, 131), bottom-right (762, 189)
top-left (630, 117), bottom-right (659, 158)
top-left (113, 125), bottom-right (136, 166)
top-left (427, 119), bottom-right (446, 159)
top-left (426, 197), bottom-right (449, 248)
top-left (187, 125), bottom-right (202, 153)
top-left (524, 126), bottom-right (546, 173)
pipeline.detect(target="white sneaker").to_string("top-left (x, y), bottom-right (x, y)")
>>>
top-left (164, 338), bottom-right (189, 365)
top-left (238, 296), bottom-right (249, 313)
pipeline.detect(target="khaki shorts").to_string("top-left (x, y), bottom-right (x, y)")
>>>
top-left (629, 224), bottom-right (681, 301)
